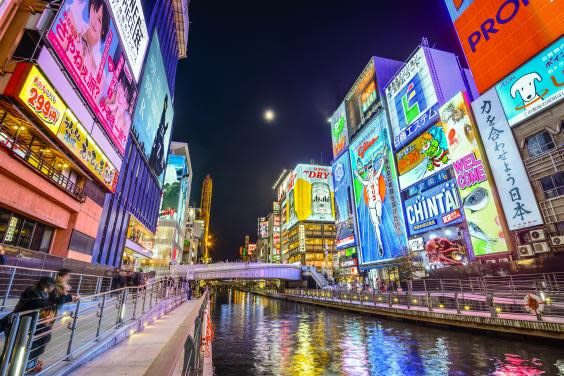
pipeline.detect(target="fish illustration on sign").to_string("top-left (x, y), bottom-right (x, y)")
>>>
top-left (468, 221), bottom-right (497, 245)
top-left (463, 187), bottom-right (489, 213)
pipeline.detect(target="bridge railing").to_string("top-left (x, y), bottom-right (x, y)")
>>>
top-left (0, 265), bottom-right (113, 312)
top-left (0, 277), bottom-right (190, 375)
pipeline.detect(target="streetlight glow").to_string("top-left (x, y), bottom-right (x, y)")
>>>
top-left (263, 109), bottom-right (276, 122)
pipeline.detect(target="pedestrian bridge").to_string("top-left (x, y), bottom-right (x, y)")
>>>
top-left (170, 262), bottom-right (304, 281)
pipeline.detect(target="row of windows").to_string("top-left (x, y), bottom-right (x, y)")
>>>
top-left (0, 207), bottom-right (53, 253)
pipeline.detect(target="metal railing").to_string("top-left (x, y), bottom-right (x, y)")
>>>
top-left (0, 265), bottom-right (113, 312)
top-left (1, 277), bottom-right (191, 376)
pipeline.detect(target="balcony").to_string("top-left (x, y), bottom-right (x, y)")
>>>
top-left (539, 196), bottom-right (564, 225)
top-left (0, 107), bottom-right (86, 202)
top-left (524, 147), bottom-right (564, 181)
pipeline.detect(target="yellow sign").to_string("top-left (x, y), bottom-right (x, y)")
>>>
top-left (18, 65), bottom-right (67, 134)
top-left (57, 110), bottom-right (119, 192)
top-left (127, 215), bottom-right (155, 253)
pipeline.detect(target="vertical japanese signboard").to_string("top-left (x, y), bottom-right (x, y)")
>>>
top-left (440, 92), bottom-right (509, 256)
top-left (443, 0), bottom-right (562, 93)
top-left (332, 152), bottom-right (357, 250)
top-left (330, 102), bottom-right (349, 158)
top-left (349, 113), bottom-right (408, 265)
top-left (48, 0), bottom-right (138, 154)
top-left (472, 89), bottom-right (543, 231)
top-left (108, 0), bottom-right (149, 80)
top-left (385, 48), bottom-right (439, 149)
top-left (495, 37), bottom-right (564, 127)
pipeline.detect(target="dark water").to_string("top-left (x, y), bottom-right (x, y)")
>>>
top-left (210, 289), bottom-right (564, 376)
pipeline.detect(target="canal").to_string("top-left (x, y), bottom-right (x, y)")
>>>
top-left (211, 289), bottom-right (564, 376)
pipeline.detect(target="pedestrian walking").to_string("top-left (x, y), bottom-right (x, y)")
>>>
top-left (1, 277), bottom-right (56, 373)
top-left (0, 245), bottom-right (7, 265)
top-left (50, 269), bottom-right (80, 305)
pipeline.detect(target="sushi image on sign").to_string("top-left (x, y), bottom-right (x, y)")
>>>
top-left (439, 92), bottom-right (509, 257)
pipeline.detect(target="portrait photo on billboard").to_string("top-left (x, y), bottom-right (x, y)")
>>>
top-left (349, 113), bottom-right (407, 265)
top-left (385, 47), bottom-right (439, 149)
top-left (440, 92), bottom-right (508, 257)
top-left (332, 152), bottom-right (356, 250)
top-left (48, 0), bottom-right (137, 154)
top-left (396, 123), bottom-right (451, 190)
top-left (131, 32), bottom-right (174, 185)
top-left (496, 37), bottom-right (564, 127)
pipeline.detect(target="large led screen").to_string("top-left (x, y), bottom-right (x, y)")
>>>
top-left (330, 102), bottom-right (349, 159)
top-left (48, 0), bottom-right (138, 154)
top-left (131, 32), bottom-right (173, 185)
top-left (161, 154), bottom-right (187, 225)
top-left (443, 0), bottom-right (562, 93)
top-left (349, 113), bottom-right (408, 265)
top-left (332, 152), bottom-right (357, 250)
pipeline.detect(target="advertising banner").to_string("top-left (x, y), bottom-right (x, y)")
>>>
top-left (349, 112), bottom-right (408, 265)
top-left (285, 165), bottom-right (335, 230)
top-left (127, 214), bottom-right (155, 253)
top-left (330, 102), bottom-right (349, 158)
top-left (396, 124), bottom-right (451, 190)
top-left (440, 92), bottom-right (509, 256)
top-left (6, 63), bottom-right (119, 192)
top-left (48, 0), bottom-right (138, 154)
top-left (472, 89), bottom-right (543, 230)
top-left (131, 32), bottom-right (173, 185)
top-left (411, 225), bottom-right (469, 270)
top-left (495, 37), bottom-right (564, 127)
top-left (258, 217), bottom-right (268, 239)
top-left (443, 0), bottom-right (562, 93)
top-left (345, 58), bottom-right (382, 137)
top-left (385, 48), bottom-right (439, 149)
top-left (16, 65), bottom-right (66, 134)
top-left (57, 110), bottom-right (119, 192)
top-left (403, 173), bottom-right (464, 236)
top-left (161, 155), bottom-right (188, 224)
top-left (332, 152), bottom-right (357, 250)
top-left (108, 0), bottom-right (149, 80)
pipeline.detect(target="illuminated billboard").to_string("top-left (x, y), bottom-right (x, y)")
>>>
top-left (402, 171), bottom-right (464, 236)
top-left (258, 217), bottom-right (268, 239)
top-left (395, 124), bottom-right (451, 190)
top-left (6, 63), bottom-right (119, 192)
top-left (444, 0), bottom-right (562, 93)
top-left (108, 0), bottom-right (149, 80)
top-left (472, 89), bottom-right (543, 231)
top-left (285, 164), bottom-right (335, 229)
top-left (330, 102), bottom-right (349, 158)
top-left (332, 152), bottom-right (357, 250)
top-left (349, 112), bottom-right (408, 265)
top-left (127, 214), bottom-right (155, 254)
top-left (410, 226), bottom-right (469, 270)
top-left (495, 37), bottom-right (564, 127)
top-left (440, 92), bottom-right (509, 257)
top-left (48, 0), bottom-right (138, 154)
top-left (131, 32), bottom-right (173, 185)
top-left (160, 154), bottom-right (188, 224)
top-left (385, 48), bottom-right (439, 148)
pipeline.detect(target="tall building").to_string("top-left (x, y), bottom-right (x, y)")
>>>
top-left (93, 0), bottom-right (191, 268)
top-left (153, 142), bottom-right (192, 265)
top-left (275, 164), bottom-right (336, 268)
top-left (200, 174), bottom-right (213, 261)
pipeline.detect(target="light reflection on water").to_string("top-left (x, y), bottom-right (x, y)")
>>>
top-left (211, 290), bottom-right (564, 376)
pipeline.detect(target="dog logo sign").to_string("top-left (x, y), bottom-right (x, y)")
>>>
top-left (510, 72), bottom-right (549, 110)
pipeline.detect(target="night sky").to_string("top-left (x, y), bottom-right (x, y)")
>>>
top-left (172, 0), bottom-right (465, 261)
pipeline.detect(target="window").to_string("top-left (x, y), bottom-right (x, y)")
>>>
top-left (556, 222), bottom-right (564, 236)
top-left (69, 230), bottom-right (95, 255)
top-left (526, 131), bottom-right (555, 158)
top-left (540, 172), bottom-right (564, 199)
top-left (17, 219), bottom-right (36, 249)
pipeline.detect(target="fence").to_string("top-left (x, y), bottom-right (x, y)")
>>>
top-left (0, 265), bottom-right (113, 312)
top-left (0, 277), bottom-right (190, 376)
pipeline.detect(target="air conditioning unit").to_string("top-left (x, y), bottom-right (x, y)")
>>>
top-left (533, 242), bottom-right (551, 254)
top-left (551, 236), bottom-right (564, 247)
top-left (529, 229), bottom-right (546, 241)
top-left (517, 245), bottom-right (534, 257)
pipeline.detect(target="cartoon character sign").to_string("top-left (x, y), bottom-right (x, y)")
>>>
top-left (496, 37), bottom-right (564, 126)
top-left (349, 113), bottom-right (408, 265)
top-left (396, 124), bottom-right (451, 190)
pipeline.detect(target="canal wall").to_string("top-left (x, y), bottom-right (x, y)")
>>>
top-left (252, 290), bottom-right (564, 340)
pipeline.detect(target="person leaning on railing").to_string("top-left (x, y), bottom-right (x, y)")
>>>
top-left (1, 277), bottom-right (57, 373)
top-left (49, 269), bottom-right (80, 305)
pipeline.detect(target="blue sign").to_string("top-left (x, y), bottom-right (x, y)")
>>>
top-left (496, 37), bottom-right (564, 127)
top-left (131, 32), bottom-right (174, 185)
top-left (332, 152), bottom-right (357, 250)
top-left (392, 103), bottom-right (439, 149)
top-left (403, 176), bottom-right (464, 236)
top-left (349, 113), bottom-right (408, 265)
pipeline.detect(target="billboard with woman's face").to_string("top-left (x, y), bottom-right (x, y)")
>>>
top-left (48, 0), bottom-right (137, 155)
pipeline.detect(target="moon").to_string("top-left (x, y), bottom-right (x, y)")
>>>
top-left (263, 109), bottom-right (275, 122)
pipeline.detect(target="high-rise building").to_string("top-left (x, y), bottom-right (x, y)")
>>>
top-left (200, 174), bottom-right (213, 261)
